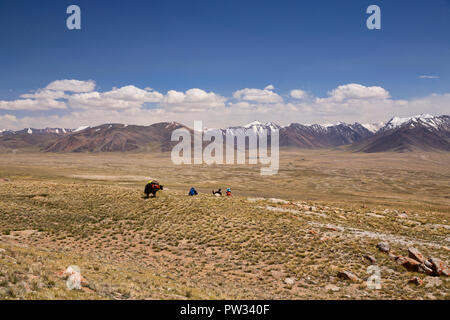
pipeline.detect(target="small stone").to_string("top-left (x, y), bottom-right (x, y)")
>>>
top-left (284, 278), bottom-right (295, 285)
top-left (337, 271), bottom-right (360, 282)
top-left (381, 266), bottom-right (395, 274)
top-left (408, 247), bottom-right (425, 263)
top-left (388, 252), bottom-right (398, 260)
top-left (376, 242), bottom-right (390, 253)
top-left (325, 284), bottom-right (340, 292)
top-left (364, 255), bottom-right (377, 264)
top-left (308, 230), bottom-right (318, 235)
top-left (408, 277), bottom-right (423, 286)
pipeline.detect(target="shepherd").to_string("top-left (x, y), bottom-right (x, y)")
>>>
top-left (144, 180), bottom-right (163, 198)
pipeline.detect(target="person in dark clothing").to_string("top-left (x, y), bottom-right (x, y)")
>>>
top-left (144, 180), bottom-right (163, 198)
top-left (188, 187), bottom-right (198, 196)
top-left (212, 189), bottom-right (222, 196)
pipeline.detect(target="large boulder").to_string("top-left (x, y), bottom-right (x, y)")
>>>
top-left (429, 258), bottom-right (449, 276)
top-left (408, 247), bottom-right (425, 264)
top-left (396, 256), bottom-right (421, 272)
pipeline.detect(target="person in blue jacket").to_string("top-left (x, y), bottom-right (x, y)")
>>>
top-left (188, 187), bottom-right (198, 196)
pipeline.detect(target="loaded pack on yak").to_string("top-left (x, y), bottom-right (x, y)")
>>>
top-left (144, 180), bottom-right (163, 198)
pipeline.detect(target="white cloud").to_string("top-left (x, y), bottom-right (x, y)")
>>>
top-left (68, 85), bottom-right (164, 110)
top-left (0, 98), bottom-right (66, 111)
top-left (46, 80), bottom-right (96, 92)
top-left (290, 89), bottom-right (308, 100)
top-left (418, 75), bottom-right (439, 79)
top-left (1, 80), bottom-right (449, 130)
top-left (233, 87), bottom-right (283, 103)
top-left (264, 84), bottom-right (275, 90)
top-left (317, 83), bottom-right (390, 103)
top-left (20, 89), bottom-right (67, 100)
top-left (162, 88), bottom-right (226, 111)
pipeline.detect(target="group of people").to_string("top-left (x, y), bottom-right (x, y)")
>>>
top-left (144, 180), bottom-right (232, 198)
top-left (211, 188), bottom-right (232, 197)
top-left (189, 187), bottom-right (232, 197)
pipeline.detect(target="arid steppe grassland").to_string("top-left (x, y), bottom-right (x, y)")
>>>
top-left (0, 150), bottom-right (449, 299)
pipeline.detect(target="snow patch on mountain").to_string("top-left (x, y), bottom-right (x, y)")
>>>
top-left (74, 126), bottom-right (90, 132)
top-left (382, 114), bottom-right (435, 131)
top-left (362, 122), bottom-right (385, 133)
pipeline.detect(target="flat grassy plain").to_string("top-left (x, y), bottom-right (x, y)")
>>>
top-left (0, 150), bottom-right (448, 299)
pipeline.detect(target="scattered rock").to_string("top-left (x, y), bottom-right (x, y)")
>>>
top-left (424, 276), bottom-right (442, 288)
top-left (377, 242), bottom-right (390, 253)
top-left (424, 260), bottom-right (433, 269)
top-left (0, 248), bottom-right (5, 254)
top-left (268, 198), bottom-right (290, 204)
top-left (408, 277), bottom-right (423, 286)
top-left (396, 256), bottom-right (421, 272)
top-left (388, 252), bottom-right (398, 260)
top-left (337, 271), bottom-right (360, 282)
top-left (308, 230), bottom-right (318, 235)
top-left (429, 258), bottom-right (449, 276)
top-left (417, 264), bottom-right (434, 276)
top-left (364, 255), bottom-right (377, 264)
top-left (247, 197), bottom-right (265, 202)
top-left (284, 278), bottom-right (295, 285)
top-left (381, 266), bottom-right (395, 274)
top-left (408, 247), bottom-right (425, 264)
top-left (325, 284), bottom-right (340, 292)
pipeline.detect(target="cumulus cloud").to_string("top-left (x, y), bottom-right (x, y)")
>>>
top-left (317, 83), bottom-right (390, 103)
top-left (233, 87), bottom-right (283, 103)
top-left (290, 89), bottom-right (308, 100)
top-left (68, 85), bottom-right (164, 109)
top-left (0, 98), bottom-right (66, 111)
top-left (162, 88), bottom-right (226, 111)
top-left (46, 79), bottom-right (96, 92)
top-left (1, 80), bottom-right (449, 130)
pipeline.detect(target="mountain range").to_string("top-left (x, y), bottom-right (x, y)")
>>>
top-left (0, 114), bottom-right (449, 153)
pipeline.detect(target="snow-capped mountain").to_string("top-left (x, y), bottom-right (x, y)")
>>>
top-left (351, 114), bottom-right (450, 152)
top-left (379, 114), bottom-right (449, 133)
top-left (279, 122), bottom-right (373, 148)
top-left (1, 114), bottom-right (449, 152)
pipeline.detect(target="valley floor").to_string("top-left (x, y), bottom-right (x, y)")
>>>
top-left (0, 150), bottom-right (448, 299)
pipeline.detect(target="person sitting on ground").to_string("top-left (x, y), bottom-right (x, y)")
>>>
top-left (212, 188), bottom-right (222, 196)
top-left (226, 188), bottom-right (232, 196)
top-left (188, 187), bottom-right (198, 196)
top-left (144, 180), bottom-right (163, 198)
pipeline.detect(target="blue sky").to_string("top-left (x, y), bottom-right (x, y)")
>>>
top-left (0, 0), bottom-right (449, 129)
